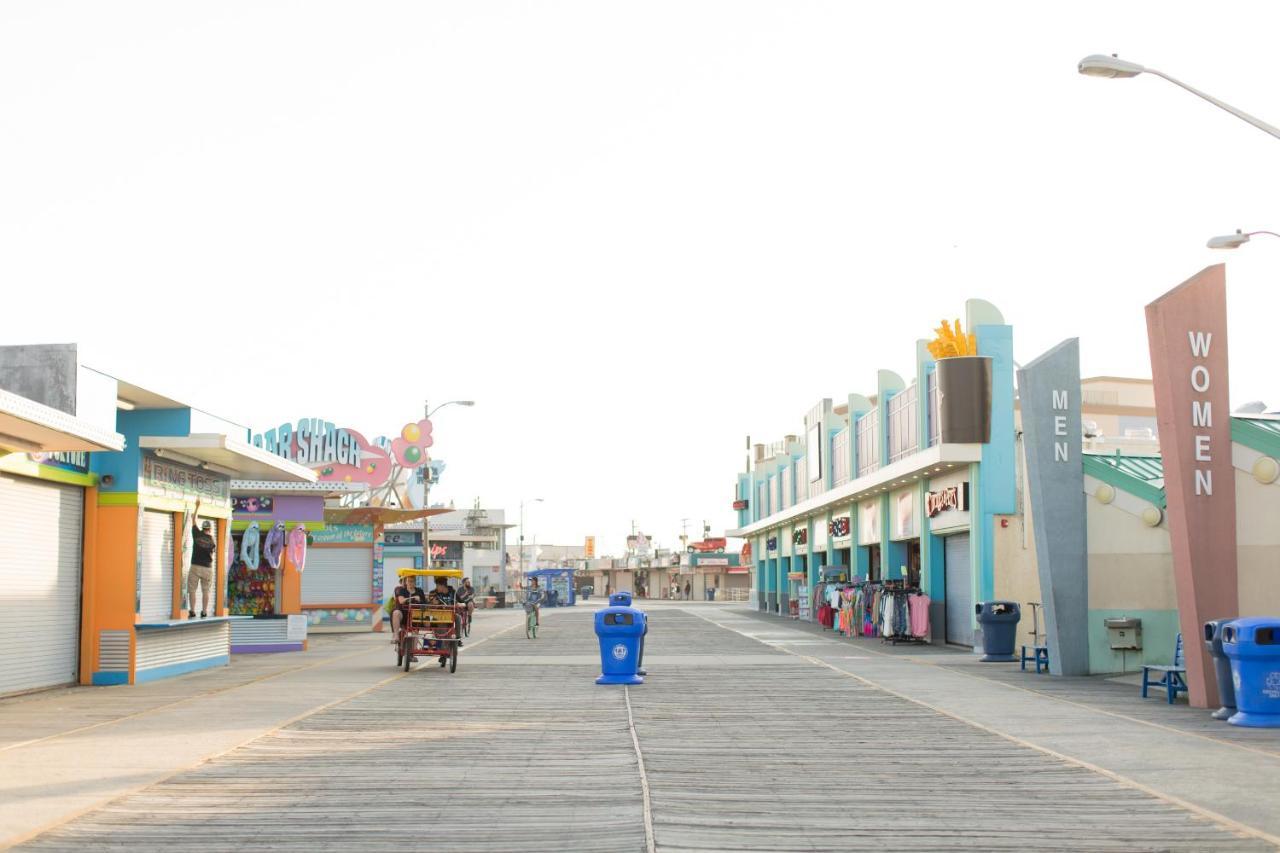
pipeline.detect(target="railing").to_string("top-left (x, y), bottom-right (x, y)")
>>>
top-left (856, 408), bottom-right (880, 477)
top-left (887, 383), bottom-right (919, 463)
top-left (715, 588), bottom-right (751, 602)
top-left (832, 428), bottom-right (851, 487)
top-left (927, 370), bottom-right (940, 447)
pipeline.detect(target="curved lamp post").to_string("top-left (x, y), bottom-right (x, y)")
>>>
top-left (518, 497), bottom-right (545, 590)
top-left (1206, 229), bottom-right (1280, 250)
top-left (1078, 54), bottom-right (1280, 141)
top-left (421, 399), bottom-right (475, 570)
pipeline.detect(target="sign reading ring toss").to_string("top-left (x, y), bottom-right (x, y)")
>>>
top-left (612, 643), bottom-right (629, 661)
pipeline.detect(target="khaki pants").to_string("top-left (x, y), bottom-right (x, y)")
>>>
top-left (188, 564), bottom-right (215, 615)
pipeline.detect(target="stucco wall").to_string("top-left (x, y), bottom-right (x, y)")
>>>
top-left (1235, 467), bottom-right (1280, 616)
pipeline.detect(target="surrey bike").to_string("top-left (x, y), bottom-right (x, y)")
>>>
top-left (394, 568), bottom-right (463, 673)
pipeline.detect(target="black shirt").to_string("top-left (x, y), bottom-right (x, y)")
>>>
top-left (395, 585), bottom-right (427, 607)
top-left (456, 585), bottom-right (474, 603)
top-left (192, 526), bottom-right (216, 568)
top-left (429, 586), bottom-right (456, 605)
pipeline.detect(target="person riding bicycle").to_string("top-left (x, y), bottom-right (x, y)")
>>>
top-left (390, 575), bottom-right (427, 638)
top-left (456, 578), bottom-right (476, 629)
top-left (523, 577), bottom-right (543, 628)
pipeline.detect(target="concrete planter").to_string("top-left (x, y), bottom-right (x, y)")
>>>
top-left (936, 355), bottom-right (992, 444)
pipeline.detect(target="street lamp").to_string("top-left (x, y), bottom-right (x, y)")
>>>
top-left (518, 498), bottom-right (544, 588)
top-left (1077, 54), bottom-right (1280, 142)
top-left (1206, 229), bottom-right (1280, 250)
top-left (422, 399), bottom-right (475, 571)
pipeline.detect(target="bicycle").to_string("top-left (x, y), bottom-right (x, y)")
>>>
top-left (524, 604), bottom-right (539, 639)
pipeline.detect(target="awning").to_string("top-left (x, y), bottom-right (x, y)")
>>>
top-left (232, 479), bottom-right (367, 495)
top-left (727, 566), bottom-right (749, 574)
top-left (0, 388), bottom-right (125, 453)
top-left (139, 434), bottom-right (317, 482)
top-left (324, 506), bottom-right (453, 526)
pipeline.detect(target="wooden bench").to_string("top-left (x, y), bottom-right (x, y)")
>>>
top-left (1141, 632), bottom-right (1188, 704)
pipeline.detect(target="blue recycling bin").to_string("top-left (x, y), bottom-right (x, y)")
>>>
top-left (595, 599), bottom-right (646, 685)
top-left (609, 591), bottom-right (633, 607)
top-left (976, 601), bottom-right (1021, 662)
top-left (1204, 619), bottom-right (1237, 721)
top-left (1223, 617), bottom-right (1280, 728)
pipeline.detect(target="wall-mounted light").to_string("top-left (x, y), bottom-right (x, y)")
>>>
top-left (1252, 456), bottom-right (1280, 485)
top-left (1094, 483), bottom-right (1116, 505)
top-left (1141, 506), bottom-right (1164, 527)
top-left (116, 399), bottom-right (137, 411)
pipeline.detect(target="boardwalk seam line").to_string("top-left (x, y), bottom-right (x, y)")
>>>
top-left (624, 686), bottom-right (657, 853)
top-left (692, 609), bottom-right (1280, 849)
top-left (1, 620), bottom-right (524, 851)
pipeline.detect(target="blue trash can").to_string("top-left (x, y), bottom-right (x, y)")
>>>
top-left (1223, 618), bottom-right (1280, 728)
top-left (976, 601), bottom-right (1021, 662)
top-left (595, 602), bottom-right (646, 685)
top-left (1204, 619), bottom-right (1237, 721)
top-left (609, 591), bottom-right (633, 607)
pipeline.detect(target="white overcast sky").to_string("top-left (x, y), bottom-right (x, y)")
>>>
top-left (3, 2), bottom-right (1279, 555)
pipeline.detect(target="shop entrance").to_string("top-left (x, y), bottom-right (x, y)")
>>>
top-left (906, 541), bottom-right (922, 588)
top-left (866, 544), bottom-right (882, 581)
top-left (944, 533), bottom-right (973, 647)
top-left (834, 547), bottom-right (851, 569)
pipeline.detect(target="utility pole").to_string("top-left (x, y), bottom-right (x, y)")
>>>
top-left (423, 400), bottom-right (432, 572)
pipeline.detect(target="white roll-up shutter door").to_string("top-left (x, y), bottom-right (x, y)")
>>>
top-left (382, 556), bottom-right (416, 606)
top-left (0, 474), bottom-right (84, 696)
top-left (138, 510), bottom-right (176, 622)
top-left (302, 548), bottom-right (372, 605)
top-left (944, 533), bottom-right (974, 647)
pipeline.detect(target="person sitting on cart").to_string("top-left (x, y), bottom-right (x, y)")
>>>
top-left (428, 575), bottom-right (456, 605)
top-left (391, 575), bottom-right (427, 637)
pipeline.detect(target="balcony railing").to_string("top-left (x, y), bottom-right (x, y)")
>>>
top-left (832, 428), bottom-right (851, 487)
top-left (856, 408), bottom-right (880, 477)
top-left (887, 383), bottom-right (919, 463)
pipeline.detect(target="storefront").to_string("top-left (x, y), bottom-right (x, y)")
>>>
top-left (0, 385), bottom-right (124, 697)
top-left (730, 299), bottom-right (1017, 647)
top-left (301, 506), bottom-right (442, 633)
top-left (226, 482), bottom-right (363, 652)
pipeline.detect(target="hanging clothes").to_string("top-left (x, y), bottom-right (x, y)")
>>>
top-left (907, 593), bottom-right (931, 638)
top-left (263, 522), bottom-right (286, 569)
top-left (181, 513), bottom-right (194, 575)
top-left (287, 525), bottom-right (308, 571)
top-left (241, 521), bottom-right (262, 568)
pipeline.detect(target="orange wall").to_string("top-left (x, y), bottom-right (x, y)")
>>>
top-left (83, 504), bottom-right (141, 683)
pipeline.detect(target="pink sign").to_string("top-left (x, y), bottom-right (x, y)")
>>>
top-left (1146, 264), bottom-right (1238, 709)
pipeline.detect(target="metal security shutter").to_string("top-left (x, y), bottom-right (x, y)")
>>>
top-left (0, 475), bottom-right (84, 695)
top-left (138, 510), bottom-right (175, 622)
top-left (382, 556), bottom-right (416, 606)
top-left (136, 622), bottom-right (229, 672)
top-left (944, 533), bottom-right (974, 647)
top-left (302, 548), bottom-right (372, 605)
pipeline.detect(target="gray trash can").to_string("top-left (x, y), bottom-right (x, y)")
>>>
top-left (976, 601), bottom-right (1021, 662)
top-left (1204, 619), bottom-right (1237, 721)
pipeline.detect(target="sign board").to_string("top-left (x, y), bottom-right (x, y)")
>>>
top-left (1145, 264), bottom-right (1238, 708)
top-left (699, 557), bottom-right (730, 567)
top-left (140, 453), bottom-right (230, 505)
top-left (732, 498), bottom-right (749, 511)
top-left (310, 524), bottom-right (373, 545)
top-left (428, 541), bottom-right (463, 562)
top-left (232, 496), bottom-right (274, 515)
top-left (1018, 339), bottom-right (1088, 677)
top-left (925, 483), bottom-right (968, 517)
top-left (792, 528), bottom-right (807, 546)
top-left (584, 536), bottom-right (596, 559)
top-left (286, 614), bottom-right (308, 641)
top-left (384, 531), bottom-right (422, 546)
top-left (28, 451), bottom-right (89, 474)
top-left (828, 516), bottom-right (850, 538)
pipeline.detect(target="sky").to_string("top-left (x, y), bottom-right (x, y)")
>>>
top-left (3, 2), bottom-right (1280, 556)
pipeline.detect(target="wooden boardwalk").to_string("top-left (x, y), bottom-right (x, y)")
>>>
top-left (19, 608), bottom-right (1270, 851)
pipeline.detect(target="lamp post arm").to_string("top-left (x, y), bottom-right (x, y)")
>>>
top-left (1246, 230), bottom-right (1280, 240)
top-left (1147, 68), bottom-right (1280, 141)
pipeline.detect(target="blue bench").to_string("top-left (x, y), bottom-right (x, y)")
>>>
top-left (1021, 644), bottom-right (1050, 674)
top-left (1141, 632), bottom-right (1188, 704)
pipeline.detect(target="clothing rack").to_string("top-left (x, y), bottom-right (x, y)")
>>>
top-left (877, 581), bottom-right (931, 645)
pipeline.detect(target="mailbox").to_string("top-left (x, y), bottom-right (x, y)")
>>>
top-left (1104, 616), bottom-right (1142, 651)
